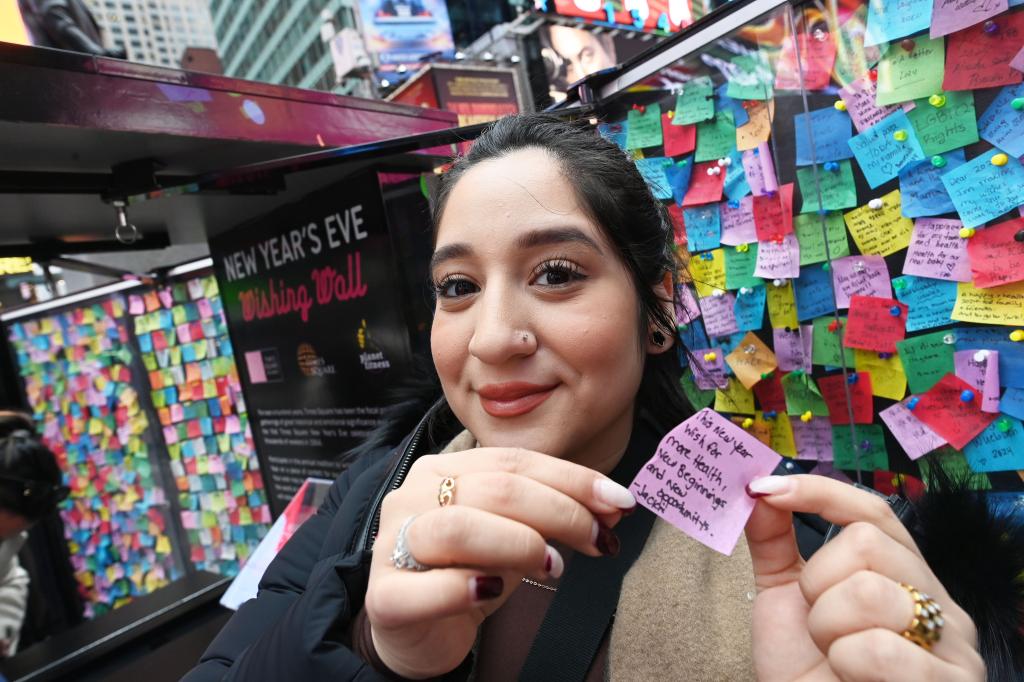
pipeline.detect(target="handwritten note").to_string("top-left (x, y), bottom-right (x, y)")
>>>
top-left (734, 285), bottom-right (766, 331)
top-left (736, 100), bottom-right (775, 151)
top-left (839, 73), bottom-right (904, 133)
top-left (879, 401), bottom-right (945, 460)
top-left (794, 107), bottom-right (854, 165)
top-left (941, 149), bottom-right (1024, 228)
top-left (963, 416), bottom-right (1024, 472)
top-left (847, 111), bottom-right (926, 188)
top-left (791, 417), bottom-right (834, 461)
top-left (688, 248), bottom-right (727, 298)
top-left (665, 159), bottom-right (694, 206)
top-left (819, 371), bottom-right (874, 424)
top-left (635, 157), bottom-right (673, 200)
top-left (754, 234), bottom-right (801, 279)
top-left (794, 264), bottom-right (837, 322)
top-left (898, 151), bottom-right (965, 218)
top-left (782, 371), bottom-right (829, 416)
top-left (774, 325), bottom-right (813, 373)
top-left (953, 349), bottom-right (1000, 413)
top-left (696, 110), bottom-right (737, 163)
top-left (831, 255), bottom-right (892, 308)
top-left (663, 113), bottom-right (697, 157)
top-left (698, 291), bottom-right (741, 337)
top-left (966, 218), bottom-right (1024, 288)
top-left (865, 0), bottom-right (931, 46)
top-left (1001, 387), bottom-right (1024, 420)
top-left (843, 295), bottom-right (907, 353)
top-left (943, 10), bottom-right (1024, 91)
top-left (689, 347), bottom-right (730, 390)
top-left (753, 373), bottom-right (787, 413)
top-left (953, 280), bottom-right (1024, 326)
top-left (905, 90), bottom-right (979, 156)
top-left (724, 245), bottom-right (760, 291)
top-left (843, 189), bottom-right (914, 256)
top-left (626, 103), bottom-right (664, 149)
top-left (797, 161), bottom-right (858, 213)
top-left (913, 373), bottom-right (997, 449)
top-left (629, 408), bottom-right (782, 555)
top-left (954, 317), bottom-right (1024, 388)
top-left (876, 36), bottom-right (946, 106)
top-left (743, 144), bottom-right (779, 196)
top-left (726, 54), bottom-right (774, 101)
top-left (725, 331), bottom-right (777, 389)
top-left (930, 0), bottom-right (1006, 37)
top-left (795, 212), bottom-right (850, 265)
top-left (674, 76), bottom-right (715, 125)
top-left (978, 82), bottom-right (1024, 159)
top-left (832, 424), bottom-right (889, 470)
top-left (812, 315), bottom-right (855, 366)
top-left (715, 378), bottom-right (756, 414)
top-left (892, 275), bottom-right (958, 332)
top-left (720, 196), bottom-right (758, 245)
top-left (903, 217), bottom-right (971, 281)
top-left (854, 348), bottom-right (907, 400)
top-left (896, 330), bottom-right (955, 394)
top-left (683, 161), bottom-right (727, 206)
top-left (766, 280), bottom-right (799, 329)
top-left (684, 205), bottom-right (723, 253)
top-left (753, 184), bottom-right (795, 241)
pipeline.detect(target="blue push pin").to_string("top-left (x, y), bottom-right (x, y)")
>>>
top-left (960, 389), bottom-right (975, 402)
top-left (846, 372), bottom-right (858, 384)
top-left (701, 252), bottom-right (713, 261)
top-left (907, 396), bottom-right (920, 410)
top-left (817, 209), bottom-right (828, 216)
top-left (889, 306), bottom-right (901, 316)
top-left (728, 199), bottom-right (740, 209)
top-left (823, 161), bottom-right (840, 172)
top-left (764, 410), bottom-right (777, 420)
top-left (859, 440), bottom-right (873, 452)
top-left (878, 352), bottom-right (892, 359)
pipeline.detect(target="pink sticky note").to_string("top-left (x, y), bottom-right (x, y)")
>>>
top-left (838, 74), bottom-right (904, 133)
top-left (930, 0), bottom-right (1007, 38)
top-left (1013, 46), bottom-right (1024, 74)
top-left (903, 218), bottom-right (971, 282)
top-left (754, 234), bottom-right (800, 279)
top-left (773, 325), bottom-right (813, 373)
top-left (879, 401), bottom-right (945, 461)
top-left (128, 295), bottom-right (145, 315)
top-left (629, 408), bottom-right (783, 555)
top-left (675, 284), bottom-right (702, 326)
top-left (742, 143), bottom-right (778, 196)
top-left (158, 289), bottom-right (174, 309)
top-left (830, 255), bottom-right (891, 308)
top-left (170, 403), bottom-right (185, 423)
top-left (689, 347), bottom-right (729, 390)
top-left (954, 350), bottom-right (1001, 413)
top-left (245, 350), bottom-right (268, 383)
top-left (697, 292), bottom-right (740, 337)
top-left (225, 415), bottom-right (242, 434)
top-left (791, 417), bottom-right (833, 461)
top-left (719, 196), bottom-right (757, 245)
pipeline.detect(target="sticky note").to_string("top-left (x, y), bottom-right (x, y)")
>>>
top-left (919, 447), bottom-right (991, 490)
top-left (684, 205), bottom-right (722, 252)
top-left (966, 217), bottom-right (1024, 289)
top-left (818, 372), bottom-right (874, 424)
top-left (674, 76), bottom-right (715, 125)
top-left (794, 212), bottom-right (849, 265)
top-left (953, 280), bottom-right (1024, 326)
top-left (754, 234), bottom-right (800, 280)
top-left (599, 121), bottom-right (628, 150)
top-left (766, 281), bottom-right (798, 329)
top-left (720, 196), bottom-right (758, 245)
top-left (775, 33), bottom-right (836, 90)
top-left (843, 190), bottom-right (913, 257)
top-left (752, 373), bottom-right (787, 412)
top-left (722, 148), bottom-right (750, 203)
top-left (629, 408), bottom-right (782, 555)
top-left (954, 350), bottom-right (1000, 413)
top-left (665, 160), bottom-right (694, 205)
top-left (635, 157), bottom-right (673, 200)
top-left (854, 348), bottom-right (907, 400)
top-left (742, 144), bottom-right (778, 196)
top-left (753, 186), bottom-right (794, 242)
top-left (865, 0), bottom-right (931, 46)
top-left (626, 103), bottom-right (663, 149)
top-left (1000, 387), bottom-right (1024, 420)
top-left (876, 36), bottom-right (946, 106)
top-left (724, 331), bottom-right (777, 389)
top-left (839, 73), bottom-right (905, 133)
top-left (715, 378), bottom-right (756, 414)
top-left (843, 295), bottom-right (907, 353)
top-left (896, 330), bottom-right (956, 394)
top-left (681, 371), bottom-right (716, 410)
top-left (736, 100), bottom-right (774, 151)
top-left (832, 424), bottom-right (888, 470)
top-left (764, 411), bottom-right (796, 457)
top-left (724, 244), bottom-right (761, 290)
top-left (905, 90), bottom-right (979, 156)
top-left (848, 111), bottom-right (926, 189)
top-left (797, 161), bottom-right (857, 214)
top-left (698, 292), bottom-right (740, 337)
top-left (831, 255), bottom-right (892, 308)
top-left (930, 0), bottom-right (1006, 37)
top-left (794, 265), bottom-right (836, 322)
top-left (794, 107), bottom-right (854, 166)
top-left (1013, 44), bottom-right (1024, 72)
top-left (695, 110), bottom-right (736, 163)
top-left (903, 217), bottom-right (971, 281)
top-left (734, 286), bottom-right (766, 331)
top-left (715, 84), bottom-right (749, 126)
top-left (726, 54), bottom-right (774, 101)
top-left (676, 283), bottom-right (702, 326)
top-left (978, 82), bottom-right (1024, 159)
top-left (913, 373), bottom-right (997, 449)
top-left (941, 149), bottom-right (1024, 228)
top-left (663, 114), bottom-right (696, 157)
top-left (682, 161), bottom-right (726, 206)
top-left (898, 151), bottom-right (965, 219)
top-left (689, 348), bottom-right (729, 390)
top-left (964, 416), bottom-right (1024, 472)
top-left (811, 316), bottom-right (855, 366)
top-left (892, 275), bottom-right (957, 332)
top-left (943, 10), bottom-right (1024, 91)
top-left (879, 401), bottom-right (945, 461)
top-left (773, 325), bottom-right (813, 373)
top-left (791, 417), bottom-right (834, 461)
top-left (781, 371), bottom-right (829, 417)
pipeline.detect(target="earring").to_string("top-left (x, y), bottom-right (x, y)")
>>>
top-left (651, 330), bottom-right (666, 346)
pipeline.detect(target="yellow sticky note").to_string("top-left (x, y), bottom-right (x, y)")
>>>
top-left (734, 416), bottom-right (772, 446)
top-left (760, 411), bottom-right (796, 457)
top-left (766, 281), bottom-right (799, 329)
top-left (854, 349), bottom-right (907, 401)
top-left (726, 331), bottom-right (778, 389)
top-left (715, 378), bottom-right (756, 414)
top-left (736, 99), bottom-right (775, 151)
top-left (842, 189), bottom-right (913, 256)
top-left (155, 535), bottom-right (171, 555)
top-left (952, 280), bottom-right (1024, 326)
top-left (687, 249), bottom-right (727, 298)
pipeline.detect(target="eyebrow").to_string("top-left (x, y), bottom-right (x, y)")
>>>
top-left (430, 227), bottom-right (604, 271)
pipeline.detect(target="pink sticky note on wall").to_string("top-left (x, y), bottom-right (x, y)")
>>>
top-left (878, 401), bottom-right (945, 461)
top-left (954, 350), bottom-right (1001, 413)
top-left (629, 408), bottom-right (782, 555)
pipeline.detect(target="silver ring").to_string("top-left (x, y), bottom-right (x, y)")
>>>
top-left (390, 515), bottom-right (429, 571)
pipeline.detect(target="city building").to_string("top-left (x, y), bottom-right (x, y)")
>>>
top-left (84, 0), bottom-right (218, 68)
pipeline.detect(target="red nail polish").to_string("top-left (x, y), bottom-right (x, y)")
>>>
top-left (620, 505), bottom-right (637, 517)
top-left (472, 576), bottom-right (504, 601)
top-left (544, 553), bottom-right (552, 573)
top-left (596, 524), bottom-right (620, 557)
top-left (745, 483), bottom-right (769, 498)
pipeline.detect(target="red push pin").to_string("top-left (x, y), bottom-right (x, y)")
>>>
top-left (828, 320), bottom-right (841, 333)
top-left (900, 38), bottom-right (915, 52)
top-left (632, 103), bottom-right (646, 114)
top-left (868, 68), bottom-right (878, 82)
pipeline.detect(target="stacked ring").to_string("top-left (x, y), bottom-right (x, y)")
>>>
top-left (391, 515), bottom-right (429, 571)
top-left (438, 476), bottom-right (456, 507)
top-left (899, 582), bottom-right (945, 650)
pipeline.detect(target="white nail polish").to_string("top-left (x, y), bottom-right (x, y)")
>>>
top-left (595, 479), bottom-right (636, 509)
top-left (747, 476), bottom-right (791, 495)
top-left (545, 545), bottom-right (564, 579)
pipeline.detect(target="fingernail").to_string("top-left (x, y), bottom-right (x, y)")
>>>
top-left (620, 504), bottom-right (637, 517)
top-left (544, 545), bottom-right (564, 578)
top-left (470, 576), bottom-right (504, 601)
top-left (594, 479), bottom-right (636, 509)
top-left (746, 476), bottom-right (791, 497)
top-left (595, 523), bottom-right (620, 557)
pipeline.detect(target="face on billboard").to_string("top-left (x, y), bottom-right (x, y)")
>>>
top-left (541, 25), bottom-right (618, 96)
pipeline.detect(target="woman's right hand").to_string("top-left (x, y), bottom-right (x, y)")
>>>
top-left (364, 447), bottom-right (637, 679)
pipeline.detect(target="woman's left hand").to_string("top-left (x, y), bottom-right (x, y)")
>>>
top-left (744, 474), bottom-right (986, 682)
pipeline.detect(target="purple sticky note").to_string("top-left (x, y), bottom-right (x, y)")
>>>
top-left (689, 348), bottom-right (729, 389)
top-left (830, 255), bottom-right (891, 308)
top-left (903, 218), bottom-right (971, 282)
top-left (954, 350), bottom-right (1001, 413)
top-left (1013, 46), bottom-right (1024, 74)
top-left (773, 325), bottom-right (813, 373)
top-left (676, 284), bottom-right (702, 326)
top-left (742, 144), bottom-right (778, 196)
top-left (630, 408), bottom-right (782, 555)
top-left (720, 196), bottom-right (758, 245)
top-left (879, 401), bottom-right (946, 460)
top-left (930, 0), bottom-right (1007, 38)
top-left (697, 292), bottom-right (740, 337)
top-left (754, 234), bottom-right (801, 279)
top-left (791, 416), bottom-right (834, 461)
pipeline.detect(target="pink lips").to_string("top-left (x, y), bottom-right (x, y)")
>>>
top-left (477, 382), bottom-right (558, 418)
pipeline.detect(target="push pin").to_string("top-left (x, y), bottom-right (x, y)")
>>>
top-left (878, 352), bottom-right (893, 359)
top-left (900, 38), bottom-right (915, 52)
top-left (728, 199), bottom-right (740, 209)
top-left (667, 110), bottom-right (674, 120)
top-left (823, 161), bottom-right (840, 172)
top-left (739, 286), bottom-right (753, 295)
top-left (828, 320), bottom-right (841, 333)
top-left (701, 252), bottom-right (714, 260)
top-left (1014, 229), bottom-right (1024, 243)
top-left (893, 129), bottom-right (908, 142)
top-left (973, 350), bottom-right (989, 362)
top-left (846, 372), bottom-right (858, 384)
top-left (868, 68), bottom-right (878, 82)
top-left (960, 389), bottom-right (975, 402)
top-left (854, 260), bottom-right (866, 273)
top-left (959, 227), bottom-right (976, 239)
top-left (822, 262), bottom-right (831, 271)
top-left (771, 279), bottom-right (785, 287)
top-left (800, 411), bottom-right (813, 422)
top-left (928, 94), bottom-right (946, 108)
top-left (744, 344), bottom-right (757, 354)
top-left (736, 243), bottom-right (750, 252)
top-left (704, 351), bottom-right (717, 362)
top-left (907, 396), bottom-right (920, 410)
top-left (632, 103), bottom-right (646, 114)
top-left (741, 418), bottom-right (754, 429)
top-left (712, 288), bottom-right (725, 297)
top-left (889, 305), bottom-right (901, 316)
top-left (983, 19), bottom-right (999, 34)
top-left (817, 209), bottom-right (828, 216)
top-left (1009, 329), bottom-right (1024, 342)
top-left (718, 157), bottom-right (732, 167)
top-left (893, 279), bottom-right (907, 290)
top-left (942, 333), bottom-right (955, 344)
top-left (859, 439), bottom-right (873, 452)
top-left (763, 410), bottom-right (777, 420)
top-left (931, 155), bottom-right (947, 168)
top-left (812, 28), bottom-right (828, 42)
top-left (991, 153), bottom-right (1009, 167)
top-left (997, 418), bottom-right (1012, 433)
top-left (834, 100), bottom-right (847, 111)
top-left (1013, 97), bottom-right (1024, 111)
top-left (760, 371), bottom-right (773, 380)
top-left (868, 198), bottom-right (884, 210)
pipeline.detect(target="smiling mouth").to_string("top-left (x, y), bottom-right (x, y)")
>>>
top-left (477, 382), bottom-right (559, 418)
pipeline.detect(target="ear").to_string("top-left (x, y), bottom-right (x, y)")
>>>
top-left (646, 272), bottom-right (676, 355)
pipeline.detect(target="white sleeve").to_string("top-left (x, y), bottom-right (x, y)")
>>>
top-left (0, 535), bottom-right (29, 654)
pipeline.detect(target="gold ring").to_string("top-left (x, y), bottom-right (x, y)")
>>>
top-left (438, 476), bottom-right (456, 507)
top-left (899, 582), bottom-right (944, 650)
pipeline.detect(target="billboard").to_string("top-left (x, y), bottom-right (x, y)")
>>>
top-left (540, 23), bottom-right (650, 98)
top-left (357, 0), bottom-right (455, 72)
top-left (540, 0), bottom-right (694, 34)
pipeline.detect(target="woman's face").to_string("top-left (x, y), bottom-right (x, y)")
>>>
top-left (430, 148), bottom-right (654, 472)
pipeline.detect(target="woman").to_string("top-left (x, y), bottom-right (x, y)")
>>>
top-left (187, 115), bottom-right (988, 680)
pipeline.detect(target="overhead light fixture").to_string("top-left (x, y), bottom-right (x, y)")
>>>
top-left (454, 51), bottom-right (466, 60)
top-left (380, 78), bottom-right (391, 87)
top-left (509, 54), bottom-right (521, 63)
top-left (397, 64), bottom-right (407, 73)
top-left (482, 51), bottom-right (494, 61)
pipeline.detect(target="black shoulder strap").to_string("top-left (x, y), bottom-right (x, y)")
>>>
top-left (517, 421), bottom-right (661, 682)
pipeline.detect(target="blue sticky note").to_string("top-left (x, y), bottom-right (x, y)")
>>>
top-left (892, 275), bottom-right (957, 332)
top-left (636, 157), bottom-right (674, 200)
top-left (978, 82), bottom-right (1024, 160)
top-left (848, 110), bottom-right (925, 188)
top-left (677, 318), bottom-right (710, 351)
top-left (954, 327), bottom-right (1024, 389)
top-left (794, 107), bottom-right (854, 166)
top-left (898, 149), bottom-right (965, 218)
top-left (794, 265), bottom-right (835, 321)
top-left (1001, 388), bottom-right (1024, 420)
top-left (598, 121), bottom-right (628, 150)
top-left (723, 148), bottom-right (750, 202)
top-left (664, 158), bottom-right (693, 206)
top-left (964, 417), bottom-right (1024, 472)
top-left (733, 285), bottom-right (765, 331)
top-left (711, 331), bottom-right (749, 359)
top-left (684, 205), bottom-right (721, 252)
top-left (715, 84), bottom-right (749, 127)
top-left (941, 148), bottom-right (1024, 228)
top-left (864, 0), bottom-right (931, 47)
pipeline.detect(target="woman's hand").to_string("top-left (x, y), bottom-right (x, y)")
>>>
top-left (364, 448), bottom-right (636, 679)
top-left (745, 474), bottom-right (985, 682)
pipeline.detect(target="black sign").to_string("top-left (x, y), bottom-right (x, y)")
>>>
top-left (211, 172), bottom-right (414, 510)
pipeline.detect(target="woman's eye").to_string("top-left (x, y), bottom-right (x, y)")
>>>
top-left (534, 261), bottom-right (586, 287)
top-left (436, 277), bottom-right (478, 299)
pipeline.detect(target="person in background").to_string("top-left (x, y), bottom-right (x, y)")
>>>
top-left (0, 411), bottom-right (69, 656)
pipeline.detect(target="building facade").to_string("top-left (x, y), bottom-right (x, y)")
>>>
top-left (84, 0), bottom-right (218, 68)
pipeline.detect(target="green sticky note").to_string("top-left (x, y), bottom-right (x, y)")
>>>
top-left (811, 316), bottom-right (854, 366)
top-left (724, 244), bottom-right (761, 290)
top-left (895, 330), bottom-right (954, 394)
top-left (918, 446), bottom-right (991, 490)
top-left (795, 212), bottom-right (849, 265)
top-left (905, 90), bottom-right (978, 156)
top-left (833, 4), bottom-right (870, 86)
top-left (832, 424), bottom-right (888, 470)
top-left (781, 372), bottom-right (829, 416)
top-left (695, 110), bottom-right (736, 162)
top-left (626, 102), bottom-right (663, 150)
top-left (797, 161), bottom-right (858, 213)
top-left (679, 371), bottom-right (715, 410)
top-left (674, 75), bottom-right (714, 125)
top-left (726, 54), bottom-right (774, 100)
top-left (876, 36), bottom-right (945, 107)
